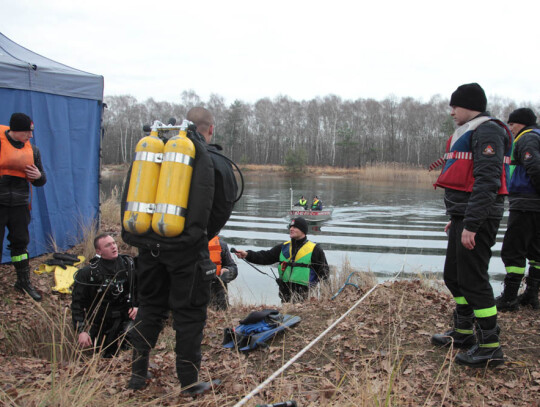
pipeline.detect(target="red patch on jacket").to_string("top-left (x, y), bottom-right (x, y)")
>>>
top-left (524, 151), bottom-right (533, 161)
top-left (483, 145), bottom-right (495, 156)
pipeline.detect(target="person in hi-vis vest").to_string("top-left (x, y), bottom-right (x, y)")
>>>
top-left (234, 217), bottom-right (329, 303)
top-left (0, 113), bottom-right (47, 302)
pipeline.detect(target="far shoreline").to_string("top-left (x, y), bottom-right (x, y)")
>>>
top-left (102, 162), bottom-right (438, 186)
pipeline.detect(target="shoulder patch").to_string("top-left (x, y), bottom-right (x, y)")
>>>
top-left (524, 151), bottom-right (533, 161)
top-left (482, 144), bottom-right (496, 156)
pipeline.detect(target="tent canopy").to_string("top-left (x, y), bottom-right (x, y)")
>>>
top-left (0, 32), bottom-right (104, 263)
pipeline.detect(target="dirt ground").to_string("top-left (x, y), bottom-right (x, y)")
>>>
top-left (1, 257), bottom-right (539, 406)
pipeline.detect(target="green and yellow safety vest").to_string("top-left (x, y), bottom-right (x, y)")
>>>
top-left (279, 240), bottom-right (316, 286)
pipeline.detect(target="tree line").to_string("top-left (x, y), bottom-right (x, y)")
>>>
top-left (102, 90), bottom-right (531, 168)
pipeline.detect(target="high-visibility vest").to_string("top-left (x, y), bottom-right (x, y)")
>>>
top-left (278, 240), bottom-right (315, 286)
top-left (208, 236), bottom-right (222, 276)
top-left (0, 126), bottom-right (34, 179)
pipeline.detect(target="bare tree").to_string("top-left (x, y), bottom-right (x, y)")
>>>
top-left (102, 91), bottom-right (527, 169)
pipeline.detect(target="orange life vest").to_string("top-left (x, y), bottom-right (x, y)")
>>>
top-left (0, 126), bottom-right (34, 179)
top-left (208, 235), bottom-right (222, 276)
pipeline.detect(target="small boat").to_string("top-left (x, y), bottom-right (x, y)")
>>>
top-left (288, 208), bottom-right (333, 222)
top-left (288, 188), bottom-right (333, 222)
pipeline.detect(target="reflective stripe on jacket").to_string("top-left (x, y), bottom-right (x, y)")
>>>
top-left (435, 117), bottom-right (511, 194)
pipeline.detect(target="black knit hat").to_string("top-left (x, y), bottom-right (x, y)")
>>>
top-left (449, 83), bottom-right (487, 112)
top-left (508, 108), bottom-right (537, 126)
top-left (9, 113), bottom-right (34, 132)
top-left (289, 217), bottom-right (308, 235)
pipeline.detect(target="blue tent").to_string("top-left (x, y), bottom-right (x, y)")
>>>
top-left (0, 32), bottom-right (104, 262)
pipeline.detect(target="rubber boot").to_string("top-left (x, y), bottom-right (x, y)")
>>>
top-left (176, 353), bottom-right (222, 396)
top-left (494, 274), bottom-right (522, 312)
top-left (455, 323), bottom-right (504, 368)
top-left (13, 261), bottom-right (42, 302)
top-left (431, 310), bottom-right (476, 348)
top-left (127, 350), bottom-right (150, 390)
top-left (518, 276), bottom-right (540, 310)
top-left (181, 379), bottom-right (222, 396)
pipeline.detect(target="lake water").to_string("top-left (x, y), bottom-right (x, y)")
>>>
top-left (103, 172), bottom-right (508, 305)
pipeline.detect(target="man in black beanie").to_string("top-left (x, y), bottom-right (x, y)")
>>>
top-left (430, 83), bottom-right (512, 367)
top-left (0, 113), bottom-right (47, 301)
top-left (234, 217), bottom-right (329, 302)
top-left (496, 108), bottom-right (540, 312)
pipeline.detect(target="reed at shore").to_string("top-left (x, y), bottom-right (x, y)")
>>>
top-left (103, 162), bottom-right (438, 185)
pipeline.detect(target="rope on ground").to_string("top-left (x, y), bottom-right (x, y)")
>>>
top-left (233, 282), bottom-right (380, 407)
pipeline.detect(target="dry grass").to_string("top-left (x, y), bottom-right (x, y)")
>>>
top-left (319, 256), bottom-right (377, 301)
top-left (103, 162), bottom-right (437, 188)
top-left (239, 163), bottom-right (438, 186)
top-left (0, 267), bottom-right (405, 407)
top-left (100, 186), bottom-right (121, 226)
top-left (1, 271), bottom-right (538, 406)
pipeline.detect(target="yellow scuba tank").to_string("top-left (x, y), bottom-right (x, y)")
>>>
top-left (151, 120), bottom-right (196, 237)
top-left (123, 130), bottom-right (164, 234)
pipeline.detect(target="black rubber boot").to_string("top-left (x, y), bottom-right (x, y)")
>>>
top-left (431, 310), bottom-right (476, 348)
top-left (495, 274), bottom-right (522, 312)
top-left (13, 261), bottom-right (42, 302)
top-left (127, 350), bottom-right (150, 390)
top-left (518, 276), bottom-right (540, 310)
top-left (181, 379), bottom-right (222, 396)
top-left (455, 323), bottom-right (504, 368)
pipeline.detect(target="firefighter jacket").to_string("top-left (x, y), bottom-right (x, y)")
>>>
top-left (508, 126), bottom-right (540, 212)
top-left (434, 113), bottom-right (512, 232)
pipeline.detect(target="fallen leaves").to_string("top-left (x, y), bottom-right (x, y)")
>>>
top-left (0, 270), bottom-right (539, 406)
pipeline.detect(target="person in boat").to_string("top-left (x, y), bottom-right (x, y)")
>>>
top-left (208, 235), bottom-right (238, 310)
top-left (71, 234), bottom-right (138, 358)
top-left (430, 83), bottom-right (511, 368)
top-left (234, 217), bottom-right (329, 303)
top-left (311, 196), bottom-right (323, 210)
top-left (495, 108), bottom-right (540, 311)
top-left (0, 113), bottom-right (47, 302)
top-left (294, 195), bottom-right (308, 210)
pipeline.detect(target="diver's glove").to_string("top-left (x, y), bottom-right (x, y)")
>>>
top-left (44, 258), bottom-right (68, 269)
top-left (219, 268), bottom-right (235, 284)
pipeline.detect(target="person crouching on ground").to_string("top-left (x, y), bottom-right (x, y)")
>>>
top-left (234, 217), bottom-right (329, 302)
top-left (71, 234), bottom-right (138, 358)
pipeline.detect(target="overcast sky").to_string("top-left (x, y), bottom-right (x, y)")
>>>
top-left (2, 0), bottom-right (540, 106)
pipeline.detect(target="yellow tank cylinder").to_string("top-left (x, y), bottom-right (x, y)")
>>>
top-left (152, 131), bottom-right (196, 237)
top-left (123, 133), bottom-right (164, 235)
